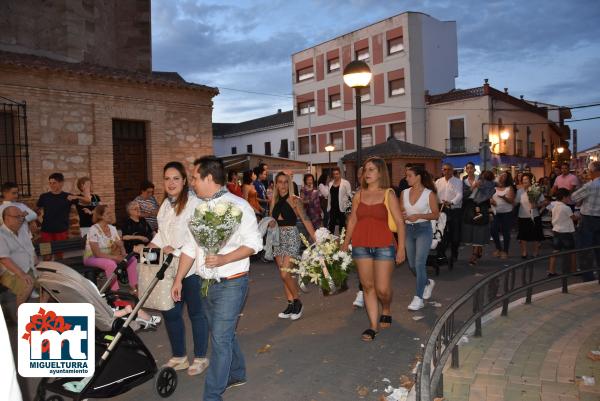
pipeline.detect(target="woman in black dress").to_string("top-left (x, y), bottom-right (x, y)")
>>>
top-left (121, 201), bottom-right (154, 254)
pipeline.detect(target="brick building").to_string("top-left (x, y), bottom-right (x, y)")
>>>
top-left (292, 12), bottom-right (457, 178)
top-left (0, 1), bottom-right (217, 228)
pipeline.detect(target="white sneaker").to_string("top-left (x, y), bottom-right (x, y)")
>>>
top-left (408, 296), bottom-right (424, 311)
top-left (352, 290), bottom-right (364, 308)
top-left (423, 279), bottom-right (435, 300)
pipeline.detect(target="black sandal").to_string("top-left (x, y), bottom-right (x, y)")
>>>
top-left (361, 329), bottom-right (377, 342)
top-left (379, 315), bottom-right (392, 328)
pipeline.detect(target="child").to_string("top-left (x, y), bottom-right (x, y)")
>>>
top-left (546, 188), bottom-right (577, 276)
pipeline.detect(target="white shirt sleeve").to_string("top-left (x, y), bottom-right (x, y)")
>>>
top-left (450, 178), bottom-right (463, 205)
top-left (17, 202), bottom-right (38, 223)
top-left (237, 203), bottom-right (263, 254)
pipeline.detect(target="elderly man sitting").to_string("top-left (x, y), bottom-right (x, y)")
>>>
top-left (0, 205), bottom-right (37, 307)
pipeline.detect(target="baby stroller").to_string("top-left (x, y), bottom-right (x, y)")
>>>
top-left (34, 254), bottom-right (177, 401)
top-left (426, 208), bottom-right (453, 276)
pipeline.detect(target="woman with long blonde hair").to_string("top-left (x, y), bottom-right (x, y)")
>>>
top-left (270, 172), bottom-right (316, 321)
top-left (342, 157), bottom-right (406, 341)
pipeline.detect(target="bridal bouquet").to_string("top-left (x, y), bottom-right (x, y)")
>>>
top-left (288, 227), bottom-right (354, 295)
top-left (526, 182), bottom-right (542, 205)
top-left (188, 201), bottom-right (243, 296)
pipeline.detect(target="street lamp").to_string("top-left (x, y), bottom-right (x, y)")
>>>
top-left (557, 146), bottom-right (565, 154)
top-left (325, 143), bottom-right (335, 166)
top-left (343, 60), bottom-right (372, 184)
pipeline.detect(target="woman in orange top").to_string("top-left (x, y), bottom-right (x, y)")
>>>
top-left (341, 157), bottom-right (406, 341)
top-left (242, 169), bottom-right (263, 217)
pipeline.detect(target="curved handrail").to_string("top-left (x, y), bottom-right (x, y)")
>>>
top-left (417, 245), bottom-right (600, 401)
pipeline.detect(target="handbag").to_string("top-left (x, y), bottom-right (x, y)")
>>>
top-left (383, 188), bottom-right (398, 233)
top-left (137, 249), bottom-right (176, 311)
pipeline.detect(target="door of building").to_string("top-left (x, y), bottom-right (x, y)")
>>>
top-left (112, 119), bottom-right (147, 226)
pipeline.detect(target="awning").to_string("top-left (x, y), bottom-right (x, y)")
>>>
top-left (442, 153), bottom-right (480, 168)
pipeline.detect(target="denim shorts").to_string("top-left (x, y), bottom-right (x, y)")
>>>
top-left (352, 245), bottom-right (396, 261)
top-left (552, 232), bottom-right (575, 251)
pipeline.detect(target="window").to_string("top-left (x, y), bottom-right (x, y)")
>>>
top-left (327, 58), bottom-right (340, 73)
top-left (264, 141), bottom-right (271, 156)
top-left (299, 135), bottom-right (317, 155)
top-left (356, 48), bottom-right (370, 62)
top-left (448, 118), bottom-right (465, 153)
top-left (298, 100), bottom-right (315, 115)
top-left (389, 78), bottom-right (405, 96)
top-left (359, 86), bottom-right (370, 103)
top-left (231, 146), bottom-right (237, 155)
top-left (247, 144), bottom-right (253, 153)
top-left (387, 37), bottom-right (404, 55)
top-left (296, 66), bottom-right (314, 82)
top-left (526, 127), bottom-right (535, 157)
top-left (361, 127), bottom-right (373, 148)
top-left (0, 103), bottom-right (31, 196)
top-left (279, 139), bottom-right (289, 158)
top-left (390, 122), bottom-right (406, 141)
top-left (329, 93), bottom-right (341, 109)
top-left (330, 131), bottom-right (343, 150)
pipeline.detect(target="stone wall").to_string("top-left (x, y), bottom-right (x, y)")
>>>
top-left (0, 65), bottom-right (215, 236)
top-left (0, 0), bottom-right (151, 71)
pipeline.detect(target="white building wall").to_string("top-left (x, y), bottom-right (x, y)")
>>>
top-left (214, 125), bottom-right (296, 159)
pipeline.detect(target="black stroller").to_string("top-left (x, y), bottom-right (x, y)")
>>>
top-left (34, 254), bottom-right (176, 401)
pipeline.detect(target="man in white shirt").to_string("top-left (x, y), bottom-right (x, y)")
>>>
top-left (0, 206), bottom-right (37, 308)
top-left (1, 181), bottom-right (38, 237)
top-left (435, 163), bottom-right (463, 260)
top-left (327, 167), bottom-right (352, 235)
top-left (173, 156), bottom-right (262, 401)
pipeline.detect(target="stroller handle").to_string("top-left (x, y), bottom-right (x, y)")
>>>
top-left (156, 253), bottom-right (174, 280)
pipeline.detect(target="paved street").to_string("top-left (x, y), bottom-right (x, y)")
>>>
top-left (12, 240), bottom-right (596, 401)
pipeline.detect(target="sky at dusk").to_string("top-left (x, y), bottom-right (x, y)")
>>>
top-left (151, 0), bottom-right (600, 151)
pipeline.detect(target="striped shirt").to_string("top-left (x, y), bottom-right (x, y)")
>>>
top-left (572, 177), bottom-right (600, 217)
top-left (135, 195), bottom-right (160, 231)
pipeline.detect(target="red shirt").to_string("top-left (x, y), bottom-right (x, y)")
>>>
top-left (351, 202), bottom-right (396, 248)
top-left (226, 182), bottom-right (243, 198)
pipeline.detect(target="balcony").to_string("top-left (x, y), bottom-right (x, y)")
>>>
top-left (516, 140), bottom-right (523, 156)
top-left (445, 138), bottom-right (466, 154)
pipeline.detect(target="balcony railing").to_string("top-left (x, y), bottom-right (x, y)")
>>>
top-left (445, 138), bottom-right (466, 154)
top-left (516, 139), bottom-right (523, 156)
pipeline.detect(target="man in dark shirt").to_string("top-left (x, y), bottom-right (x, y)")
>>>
top-left (36, 173), bottom-right (76, 245)
top-left (253, 166), bottom-right (269, 214)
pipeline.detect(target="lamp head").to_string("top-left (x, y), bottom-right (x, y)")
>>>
top-left (324, 143), bottom-right (335, 152)
top-left (557, 146), bottom-right (565, 154)
top-left (500, 130), bottom-right (510, 141)
top-left (343, 60), bottom-right (372, 88)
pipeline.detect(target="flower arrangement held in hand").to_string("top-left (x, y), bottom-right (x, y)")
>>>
top-left (288, 227), bottom-right (355, 295)
top-left (526, 182), bottom-right (542, 205)
top-left (188, 201), bottom-right (243, 296)
top-left (342, 191), bottom-right (356, 216)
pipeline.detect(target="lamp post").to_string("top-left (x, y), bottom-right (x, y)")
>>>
top-left (325, 143), bottom-right (335, 167)
top-left (343, 60), bottom-right (372, 185)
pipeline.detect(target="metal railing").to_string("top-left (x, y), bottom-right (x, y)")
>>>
top-left (417, 246), bottom-right (600, 401)
top-left (445, 138), bottom-right (466, 154)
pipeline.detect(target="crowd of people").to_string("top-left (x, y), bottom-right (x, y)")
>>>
top-left (1, 156), bottom-right (599, 400)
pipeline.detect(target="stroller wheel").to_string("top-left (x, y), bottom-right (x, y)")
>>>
top-left (155, 366), bottom-right (178, 398)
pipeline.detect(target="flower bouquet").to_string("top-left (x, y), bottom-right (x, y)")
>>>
top-left (188, 201), bottom-right (243, 296)
top-left (288, 227), bottom-right (355, 295)
top-left (526, 182), bottom-right (542, 219)
top-left (342, 190), bottom-right (356, 216)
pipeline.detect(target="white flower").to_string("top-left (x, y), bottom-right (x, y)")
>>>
top-left (214, 202), bottom-right (228, 216)
top-left (230, 205), bottom-right (242, 217)
top-left (315, 227), bottom-right (332, 244)
top-left (196, 203), bottom-right (209, 215)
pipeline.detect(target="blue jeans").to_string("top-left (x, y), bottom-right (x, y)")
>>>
top-left (162, 274), bottom-right (208, 358)
top-left (491, 212), bottom-right (513, 253)
top-left (576, 215), bottom-right (600, 280)
top-left (202, 275), bottom-right (249, 401)
top-left (352, 245), bottom-right (396, 261)
top-left (405, 221), bottom-right (433, 298)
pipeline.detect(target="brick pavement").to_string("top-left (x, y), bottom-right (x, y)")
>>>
top-left (9, 240), bottom-right (596, 401)
top-left (443, 282), bottom-right (600, 401)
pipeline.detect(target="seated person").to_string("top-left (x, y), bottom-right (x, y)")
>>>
top-left (0, 206), bottom-right (37, 308)
top-left (121, 201), bottom-right (154, 254)
top-left (83, 205), bottom-right (138, 294)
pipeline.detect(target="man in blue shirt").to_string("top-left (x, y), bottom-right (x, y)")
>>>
top-left (253, 166), bottom-right (268, 214)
